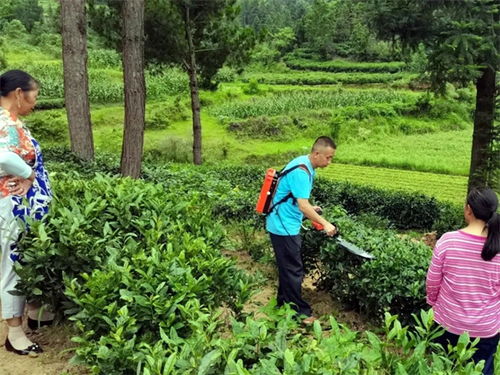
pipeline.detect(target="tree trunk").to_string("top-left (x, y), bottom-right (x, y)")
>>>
top-left (60, 0), bottom-right (94, 160)
top-left (185, 8), bottom-right (202, 165)
top-left (120, 0), bottom-right (146, 178)
top-left (468, 67), bottom-right (497, 191)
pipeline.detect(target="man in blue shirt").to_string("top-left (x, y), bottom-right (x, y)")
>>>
top-left (266, 136), bottom-right (337, 324)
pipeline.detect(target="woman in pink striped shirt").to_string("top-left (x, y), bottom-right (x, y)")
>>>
top-left (426, 188), bottom-right (499, 375)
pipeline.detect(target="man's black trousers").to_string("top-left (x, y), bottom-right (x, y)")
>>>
top-left (270, 233), bottom-right (312, 317)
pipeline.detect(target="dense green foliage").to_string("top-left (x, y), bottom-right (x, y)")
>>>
top-left (88, 0), bottom-right (254, 89)
top-left (0, 0), bottom-right (43, 32)
top-left (14, 163), bottom-right (485, 374)
top-left (370, 0), bottom-right (499, 189)
top-left (243, 71), bottom-right (414, 85)
top-left (211, 88), bottom-right (414, 120)
top-left (284, 55), bottom-right (405, 73)
top-left (2, 1), bottom-right (496, 372)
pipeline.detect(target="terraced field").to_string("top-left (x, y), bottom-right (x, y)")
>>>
top-left (321, 163), bottom-right (467, 205)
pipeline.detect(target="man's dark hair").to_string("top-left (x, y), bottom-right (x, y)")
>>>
top-left (312, 136), bottom-right (336, 152)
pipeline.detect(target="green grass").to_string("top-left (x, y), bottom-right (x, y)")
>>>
top-left (320, 163), bottom-right (467, 205)
top-left (336, 129), bottom-right (472, 176)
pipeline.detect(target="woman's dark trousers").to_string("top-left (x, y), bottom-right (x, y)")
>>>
top-left (435, 330), bottom-right (499, 375)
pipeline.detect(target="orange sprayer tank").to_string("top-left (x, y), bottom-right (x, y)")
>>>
top-left (255, 168), bottom-right (279, 214)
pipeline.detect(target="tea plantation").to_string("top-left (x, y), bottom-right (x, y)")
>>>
top-left (1, 0), bottom-right (497, 372)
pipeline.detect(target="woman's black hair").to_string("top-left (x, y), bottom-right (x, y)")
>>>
top-left (467, 188), bottom-right (499, 261)
top-left (0, 70), bottom-right (38, 97)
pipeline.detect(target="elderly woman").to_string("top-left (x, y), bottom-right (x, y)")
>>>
top-left (0, 70), bottom-right (52, 355)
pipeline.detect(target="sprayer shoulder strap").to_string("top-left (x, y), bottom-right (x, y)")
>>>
top-left (267, 164), bottom-right (311, 214)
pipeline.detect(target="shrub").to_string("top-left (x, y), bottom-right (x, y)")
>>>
top-left (302, 211), bottom-right (431, 322)
top-left (242, 79), bottom-right (261, 95)
top-left (313, 179), bottom-right (463, 233)
top-left (88, 49), bottom-right (122, 69)
top-left (146, 136), bottom-right (192, 163)
top-left (242, 71), bottom-right (415, 85)
top-left (16, 174), bottom-right (249, 314)
top-left (213, 65), bottom-right (237, 83)
top-left (0, 38), bottom-right (7, 70)
top-left (3, 19), bottom-right (27, 37)
top-left (24, 110), bottom-right (68, 143)
top-left (283, 56), bottom-right (406, 73)
top-left (146, 67), bottom-right (189, 98)
top-left (145, 99), bottom-right (189, 130)
top-left (35, 98), bottom-right (65, 110)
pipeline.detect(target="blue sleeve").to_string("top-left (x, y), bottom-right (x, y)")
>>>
top-left (289, 169), bottom-right (311, 199)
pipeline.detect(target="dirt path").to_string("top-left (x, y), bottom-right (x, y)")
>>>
top-left (224, 249), bottom-right (370, 331)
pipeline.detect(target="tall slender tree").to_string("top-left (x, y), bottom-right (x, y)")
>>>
top-left (88, 0), bottom-right (254, 165)
top-left (60, 0), bottom-right (94, 160)
top-left (120, 0), bottom-right (146, 177)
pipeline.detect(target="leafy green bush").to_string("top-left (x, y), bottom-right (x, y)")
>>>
top-left (2, 19), bottom-right (27, 37)
top-left (242, 79), bottom-right (261, 95)
top-left (284, 56), bottom-right (406, 73)
top-left (72, 297), bottom-right (484, 374)
top-left (35, 98), bottom-right (65, 110)
top-left (16, 174), bottom-right (249, 315)
top-left (0, 38), bottom-right (7, 69)
top-left (214, 65), bottom-right (237, 83)
top-left (228, 116), bottom-right (306, 141)
top-left (243, 71), bottom-right (415, 85)
top-left (146, 67), bottom-right (189, 98)
top-left (24, 109), bottom-right (68, 143)
top-left (145, 98), bottom-right (189, 130)
top-left (88, 49), bottom-right (122, 69)
top-left (302, 211), bottom-right (430, 322)
top-left (313, 179), bottom-right (463, 232)
top-left (146, 136), bottom-right (192, 163)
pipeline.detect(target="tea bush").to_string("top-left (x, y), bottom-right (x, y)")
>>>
top-left (12, 161), bottom-right (483, 373)
top-left (35, 98), bottom-right (65, 110)
top-left (16, 174), bottom-right (250, 314)
top-left (284, 56), bottom-right (406, 73)
top-left (302, 211), bottom-right (431, 322)
top-left (313, 179), bottom-right (463, 232)
top-left (71, 296), bottom-right (484, 374)
top-left (88, 49), bottom-right (122, 69)
top-left (243, 71), bottom-right (415, 85)
top-left (24, 109), bottom-right (68, 143)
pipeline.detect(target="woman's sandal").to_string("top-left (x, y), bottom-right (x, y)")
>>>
top-left (5, 337), bottom-right (43, 355)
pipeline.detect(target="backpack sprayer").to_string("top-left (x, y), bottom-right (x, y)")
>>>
top-left (307, 209), bottom-right (375, 260)
top-left (256, 164), bottom-right (311, 215)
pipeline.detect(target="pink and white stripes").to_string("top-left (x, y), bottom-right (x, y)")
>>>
top-left (426, 230), bottom-right (500, 338)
